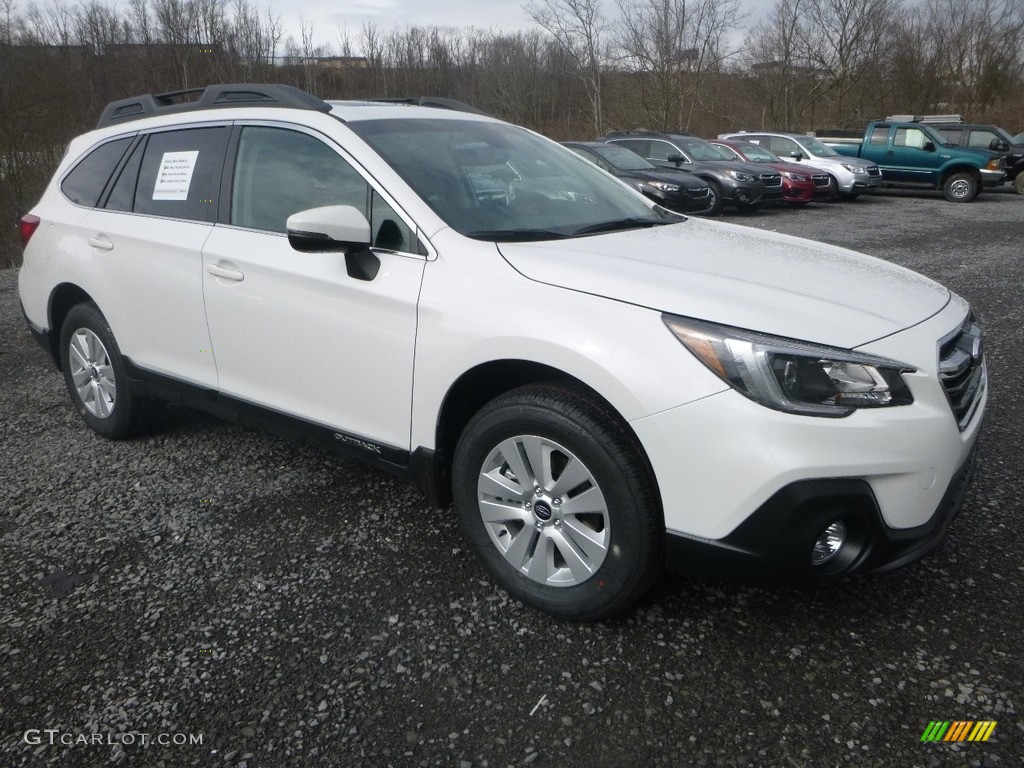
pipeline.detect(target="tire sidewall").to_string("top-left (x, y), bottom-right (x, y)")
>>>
top-left (944, 173), bottom-right (977, 202)
top-left (59, 303), bottom-right (139, 439)
top-left (453, 392), bottom-right (656, 620)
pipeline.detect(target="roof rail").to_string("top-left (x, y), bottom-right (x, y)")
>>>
top-left (363, 97), bottom-right (489, 116)
top-left (97, 83), bottom-right (332, 128)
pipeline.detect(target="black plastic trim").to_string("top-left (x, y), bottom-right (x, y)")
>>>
top-left (664, 450), bottom-right (978, 583)
top-left (97, 84), bottom-right (332, 128)
top-left (363, 97), bottom-right (489, 116)
top-left (121, 359), bottom-right (442, 486)
top-left (22, 301), bottom-right (57, 366)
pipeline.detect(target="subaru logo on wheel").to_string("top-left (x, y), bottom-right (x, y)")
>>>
top-left (534, 501), bottom-right (553, 521)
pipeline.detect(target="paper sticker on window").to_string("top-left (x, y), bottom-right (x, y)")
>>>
top-left (153, 151), bottom-right (199, 201)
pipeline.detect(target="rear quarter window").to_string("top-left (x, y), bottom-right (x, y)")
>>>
top-left (60, 138), bottom-right (133, 207)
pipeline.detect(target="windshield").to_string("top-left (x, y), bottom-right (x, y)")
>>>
top-left (798, 136), bottom-right (839, 156)
top-left (680, 139), bottom-right (738, 161)
top-left (732, 143), bottom-right (778, 163)
top-left (347, 118), bottom-right (667, 241)
top-left (588, 143), bottom-right (655, 171)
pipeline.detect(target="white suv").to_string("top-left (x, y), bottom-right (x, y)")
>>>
top-left (18, 85), bottom-right (986, 620)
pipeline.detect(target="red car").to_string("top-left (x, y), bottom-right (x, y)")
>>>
top-left (709, 139), bottom-right (833, 205)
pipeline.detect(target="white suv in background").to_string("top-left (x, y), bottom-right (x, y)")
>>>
top-left (19, 85), bottom-right (986, 620)
top-left (719, 130), bottom-right (883, 200)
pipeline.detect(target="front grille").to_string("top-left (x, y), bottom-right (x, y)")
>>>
top-left (759, 172), bottom-right (782, 187)
top-left (867, 166), bottom-right (882, 176)
top-left (811, 174), bottom-right (830, 187)
top-left (938, 316), bottom-right (986, 431)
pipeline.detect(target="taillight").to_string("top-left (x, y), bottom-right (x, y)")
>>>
top-left (19, 214), bottom-right (40, 247)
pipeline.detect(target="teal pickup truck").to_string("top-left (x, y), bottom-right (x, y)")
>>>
top-left (816, 120), bottom-right (1006, 202)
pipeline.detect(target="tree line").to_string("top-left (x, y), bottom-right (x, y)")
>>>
top-left (2, 0), bottom-right (1023, 267)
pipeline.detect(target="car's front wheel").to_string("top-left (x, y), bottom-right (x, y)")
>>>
top-left (943, 172), bottom-right (978, 202)
top-left (1014, 173), bottom-right (1024, 195)
top-left (452, 384), bottom-right (663, 621)
top-left (60, 303), bottom-right (151, 439)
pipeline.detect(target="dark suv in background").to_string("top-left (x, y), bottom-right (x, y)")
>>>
top-left (929, 123), bottom-right (1024, 194)
top-left (601, 131), bottom-right (782, 215)
top-left (562, 141), bottom-right (713, 214)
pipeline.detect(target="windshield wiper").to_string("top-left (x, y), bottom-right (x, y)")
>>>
top-left (571, 217), bottom-right (668, 236)
top-left (465, 229), bottom-right (570, 242)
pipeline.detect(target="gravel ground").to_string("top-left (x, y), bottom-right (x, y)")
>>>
top-left (2, 188), bottom-right (1022, 767)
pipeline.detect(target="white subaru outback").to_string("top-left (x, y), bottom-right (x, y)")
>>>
top-left (18, 85), bottom-right (986, 620)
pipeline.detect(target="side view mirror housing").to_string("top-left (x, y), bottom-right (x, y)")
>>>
top-left (990, 138), bottom-right (1009, 152)
top-left (286, 205), bottom-right (371, 253)
top-left (667, 153), bottom-right (686, 166)
top-left (923, 141), bottom-right (936, 152)
top-left (789, 151), bottom-right (804, 161)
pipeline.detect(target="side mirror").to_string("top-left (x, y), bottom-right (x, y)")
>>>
top-left (286, 205), bottom-right (380, 281)
top-left (990, 138), bottom-right (1009, 152)
top-left (923, 141), bottom-right (936, 152)
top-left (667, 153), bottom-right (686, 166)
top-left (286, 205), bottom-right (371, 253)
top-left (789, 151), bottom-right (804, 161)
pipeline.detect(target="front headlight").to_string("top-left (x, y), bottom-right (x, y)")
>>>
top-left (841, 163), bottom-right (867, 174)
top-left (645, 181), bottom-right (681, 193)
top-left (664, 316), bottom-right (915, 417)
top-left (784, 171), bottom-right (808, 181)
top-left (725, 170), bottom-right (756, 182)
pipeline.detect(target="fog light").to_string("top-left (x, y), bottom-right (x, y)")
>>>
top-left (811, 521), bottom-right (848, 565)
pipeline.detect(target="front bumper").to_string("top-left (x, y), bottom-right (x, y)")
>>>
top-left (981, 169), bottom-right (1005, 188)
top-left (723, 180), bottom-right (764, 206)
top-left (663, 446), bottom-right (978, 583)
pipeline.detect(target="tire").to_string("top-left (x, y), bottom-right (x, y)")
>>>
top-left (59, 303), bottom-right (151, 439)
top-left (838, 191), bottom-right (860, 201)
top-left (1014, 174), bottom-right (1024, 195)
top-left (452, 384), bottom-right (663, 621)
top-left (736, 200), bottom-right (762, 214)
top-left (698, 180), bottom-right (723, 216)
top-left (942, 172), bottom-right (978, 202)
top-left (825, 176), bottom-right (839, 201)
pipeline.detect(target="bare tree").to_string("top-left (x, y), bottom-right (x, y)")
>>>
top-left (525, 0), bottom-right (608, 136)
top-left (616, 0), bottom-right (743, 130)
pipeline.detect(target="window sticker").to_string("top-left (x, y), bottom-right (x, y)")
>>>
top-left (153, 151), bottom-right (199, 201)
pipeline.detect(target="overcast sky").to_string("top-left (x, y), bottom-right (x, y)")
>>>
top-left (276, 0), bottom-right (779, 52)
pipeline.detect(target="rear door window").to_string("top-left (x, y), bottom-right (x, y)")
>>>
top-left (134, 127), bottom-right (229, 222)
top-left (61, 138), bottom-right (133, 207)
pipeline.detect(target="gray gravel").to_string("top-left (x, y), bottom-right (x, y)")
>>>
top-left (2, 188), bottom-right (1023, 767)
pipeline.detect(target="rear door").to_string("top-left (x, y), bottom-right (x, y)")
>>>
top-left (76, 126), bottom-right (228, 387)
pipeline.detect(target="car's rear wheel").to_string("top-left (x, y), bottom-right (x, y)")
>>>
top-left (452, 384), bottom-right (663, 621)
top-left (60, 303), bottom-right (151, 439)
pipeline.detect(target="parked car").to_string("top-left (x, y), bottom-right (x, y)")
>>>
top-left (1013, 132), bottom-right (1024, 145)
top-left (812, 120), bottom-right (1005, 201)
top-left (927, 123), bottom-right (1024, 195)
top-left (561, 141), bottom-right (713, 214)
top-left (718, 131), bottom-right (883, 200)
top-left (18, 84), bottom-right (987, 620)
top-left (600, 130), bottom-right (782, 214)
top-left (708, 139), bottom-right (833, 205)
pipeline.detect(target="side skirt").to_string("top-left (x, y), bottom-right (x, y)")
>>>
top-left (123, 359), bottom-right (446, 506)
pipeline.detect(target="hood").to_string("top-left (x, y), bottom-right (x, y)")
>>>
top-left (768, 161), bottom-right (825, 177)
top-left (496, 218), bottom-right (950, 349)
top-left (626, 168), bottom-right (709, 191)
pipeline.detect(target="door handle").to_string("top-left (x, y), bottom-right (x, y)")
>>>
top-left (206, 262), bottom-right (245, 282)
top-left (87, 235), bottom-right (114, 251)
